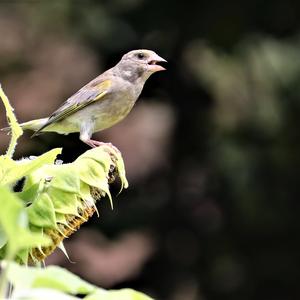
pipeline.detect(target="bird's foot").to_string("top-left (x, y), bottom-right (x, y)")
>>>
top-left (85, 139), bottom-right (120, 154)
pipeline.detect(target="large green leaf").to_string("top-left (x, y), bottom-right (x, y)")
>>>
top-left (0, 148), bottom-right (62, 186)
top-left (44, 164), bottom-right (81, 194)
top-left (75, 158), bottom-right (107, 188)
top-left (0, 187), bottom-right (50, 257)
top-left (76, 146), bottom-right (129, 191)
top-left (6, 263), bottom-right (153, 300)
top-left (6, 263), bottom-right (96, 294)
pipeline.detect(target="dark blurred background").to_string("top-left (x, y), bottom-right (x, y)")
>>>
top-left (1, 1), bottom-right (300, 299)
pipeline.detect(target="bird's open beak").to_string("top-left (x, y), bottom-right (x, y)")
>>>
top-left (148, 54), bottom-right (167, 72)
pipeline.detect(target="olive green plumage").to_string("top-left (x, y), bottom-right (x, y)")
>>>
top-left (19, 49), bottom-right (166, 147)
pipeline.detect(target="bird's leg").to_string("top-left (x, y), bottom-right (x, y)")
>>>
top-left (80, 123), bottom-right (120, 153)
top-left (80, 122), bottom-right (98, 148)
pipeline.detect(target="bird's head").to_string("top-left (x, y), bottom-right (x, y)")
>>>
top-left (117, 49), bottom-right (167, 82)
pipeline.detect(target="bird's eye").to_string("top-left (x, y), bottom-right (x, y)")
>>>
top-left (137, 52), bottom-right (145, 59)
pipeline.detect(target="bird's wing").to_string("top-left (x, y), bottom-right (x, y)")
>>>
top-left (33, 79), bottom-right (112, 135)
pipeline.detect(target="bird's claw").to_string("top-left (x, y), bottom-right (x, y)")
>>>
top-left (86, 140), bottom-right (120, 154)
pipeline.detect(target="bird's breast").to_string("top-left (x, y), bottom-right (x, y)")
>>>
top-left (70, 86), bottom-right (139, 132)
top-left (93, 92), bottom-right (136, 131)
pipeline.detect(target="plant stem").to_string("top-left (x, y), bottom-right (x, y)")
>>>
top-left (0, 84), bottom-right (23, 158)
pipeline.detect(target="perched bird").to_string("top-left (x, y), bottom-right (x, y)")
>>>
top-left (9, 49), bottom-right (166, 147)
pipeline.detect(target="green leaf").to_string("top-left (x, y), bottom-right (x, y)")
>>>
top-left (76, 146), bottom-right (129, 191)
top-left (6, 263), bottom-right (153, 300)
top-left (0, 185), bottom-right (28, 255)
top-left (84, 288), bottom-right (154, 300)
top-left (6, 263), bottom-right (96, 295)
top-left (27, 193), bottom-right (57, 228)
top-left (47, 164), bottom-right (81, 193)
top-left (16, 248), bottom-right (30, 265)
top-left (0, 156), bottom-right (16, 185)
top-left (17, 183), bottom-right (39, 205)
top-left (0, 148), bottom-right (62, 186)
top-left (0, 186), bottom-right (50, 256)
top-left (76, 158), bottom-right (107, 187)
top-left (12, 288), bottom-right (79, 300)
top-left (32, 266), bottom-right (96, 294)
top-left (76, 158), bottom-right (113, 207)
top-left (48, 187), bottom-right (80, 215)
top-left (0, 225), bottom-right (8, 249)
top-left (76, 147), bottom-right (112, 173)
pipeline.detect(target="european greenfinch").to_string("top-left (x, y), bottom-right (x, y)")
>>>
top-left (9, 49), bottom-right (166, 147)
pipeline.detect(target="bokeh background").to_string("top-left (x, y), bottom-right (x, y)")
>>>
top-left (1, 1), bottom-right (300, 299)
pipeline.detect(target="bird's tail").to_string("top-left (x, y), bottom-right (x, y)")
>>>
top-left (1, 118), bottom-right (48, 135)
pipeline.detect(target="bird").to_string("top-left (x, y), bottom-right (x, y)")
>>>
top-left (4, 49), bottom-right (166, 148)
